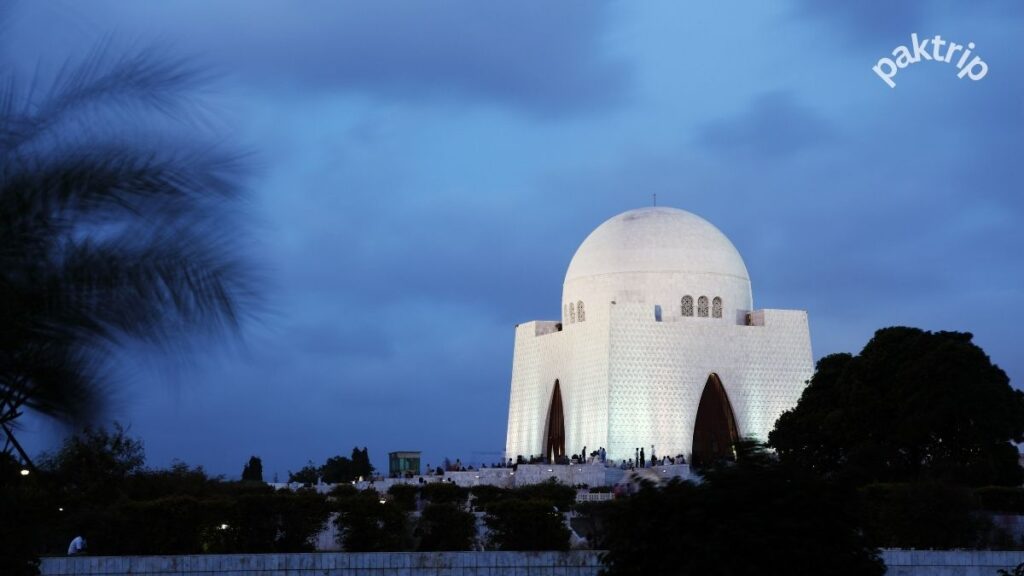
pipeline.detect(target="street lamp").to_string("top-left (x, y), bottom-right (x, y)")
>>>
top-left (19, 468), bottom-right (29, 476)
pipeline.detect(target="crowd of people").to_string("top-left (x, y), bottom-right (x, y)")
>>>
top-left (450, 445), bottom-right (691, 472)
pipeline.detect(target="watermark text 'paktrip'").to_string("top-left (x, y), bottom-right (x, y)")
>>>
top-left (873, 33), bottom-right (987, 88)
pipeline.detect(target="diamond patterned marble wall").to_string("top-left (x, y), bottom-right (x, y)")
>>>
top-left (506, 302), bottom-right (812, 462)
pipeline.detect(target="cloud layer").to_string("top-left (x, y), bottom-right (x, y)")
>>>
top-left (6, 1), bottom-right (1022, 478)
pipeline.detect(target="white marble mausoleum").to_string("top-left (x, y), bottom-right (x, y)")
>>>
top-left (504, 207), bottom-right (814, 465)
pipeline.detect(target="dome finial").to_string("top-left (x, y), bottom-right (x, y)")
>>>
top-left (652, 193), bottom-right (657, 207)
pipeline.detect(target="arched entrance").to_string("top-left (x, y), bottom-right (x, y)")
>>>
top-left (543, 380), bottom-right (565, 463)
top-left (691, 373), bottom-right (739, 468)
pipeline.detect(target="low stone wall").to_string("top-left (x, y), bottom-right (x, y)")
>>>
top-left (40, 551), bottom-right (604, 576)
top-left (427, 464), bottom-right (690, 489)
top-left (268, 463), bottom-right (693, 494)
top-left (39, 549), bottom-right (1024, 575)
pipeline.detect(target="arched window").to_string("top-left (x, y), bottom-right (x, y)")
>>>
top-left (654, 305), bottom-right (663, 322)
top-left (569, 302), bottom-right (576, 323)
top-left (698, 296), bottom-right (709, 318)
top-left (712, 297), bottom-right (722, 318)
top-left (577, 301), bottom-right (585, 322)
top-left (681, 295), bottom-right (694, 317)
top-left (564, 304), bottom-right (569, 322)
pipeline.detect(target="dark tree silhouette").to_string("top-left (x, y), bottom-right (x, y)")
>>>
top-left (319, 455), bottom-right (355, 484)
top-left (333, 489), bottom-right (411, 552)
top-left (241, 456), bottom-right (263, 483)
top-left (351, 446), bottom-right (373, 478)
top-left (769, 327), bottom-right (1024, 487)
top-left (0, 46), bottom-right (257, 467)
top-left (595, 441), bottom-right (884, 576)
top-left (288, 461), bottom-right (319, 485)
top-left (483, 498), bottom-right (570, 551)
top-left (416, 502), bottom-right (476, 551)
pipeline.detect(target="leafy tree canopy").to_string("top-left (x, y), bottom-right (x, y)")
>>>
top-left (386, 483), bottom-right (419, 511)
top-left (288, 461), bottom-right (319, 485)
top-left (469, 479), bottom-right (575, 512)
top-left (483, 499), bottom-right (570, 551)
top-left (38, 422), bottom-right (144, 502)
top-left (292, 447), bottom-right (373, 484)
top-left (241, 456), bottom-right (263, 483)
top-left (595, 441), bottom-right (884, 576)
top-left (9, 425), bottom-right (329, 558)
top-left (319, 455), bottom-right (354, 484)
top-left (0, 452), bottom-right (51, 576)
top-left (416, 503), bottom-right (476, 551)
top-left (858, 482), bottom-right (991, 549)
top-left (333, 489), bottom-right (410, 552)
top-left (769, 327), bottom-right (1024, 487)
top-left (514, 479), bottom-right (576, 512)
top-left (421, 481), bottom-right (467, 505)
top-left (350, 446), bottom-right (373, 478)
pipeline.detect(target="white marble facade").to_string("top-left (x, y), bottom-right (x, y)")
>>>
top-left (505, 207), bottom-right (814, 462)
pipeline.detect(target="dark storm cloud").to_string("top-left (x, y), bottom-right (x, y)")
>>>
top-left (1, 1), bottom-right (630, 116)
top-left (790, 1), bottom-right (927, 44)
top-left (8, 1), bottom-right (1023, 478)
top-left (284, 204), bottom-right (568, 323)
top-left (695, 92), bottom-right (834, 159)
top-left (287, 321), bottom-right (394, 359)
top-left (789, 0), bottom-right (1024, 48)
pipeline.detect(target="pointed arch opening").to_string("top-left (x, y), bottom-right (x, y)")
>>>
top-left (691, 373), bottom-right (739, 469)
top-left (543, 380), bottom-right (565, 463)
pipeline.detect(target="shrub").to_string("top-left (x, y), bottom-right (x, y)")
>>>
top-left (417, 503), bottom-right (476, 551)
top-left (484, 499), bottom-right (569, 551)
top-left (976, 487), bottom-right (1024, 514)
top-left (421, 482), bottom-right (467, 505)
top-left (599, 442), bottom-right (884, 576)
top-left (387, 484), bottom-right (419, 511)
top-left (334, 490), bottom-right (410, 551)
top-left (859, 482), bottom-right (987, 549)
top-left (470, 485), bottom-right (509, 509)
top-left (514, 479), bottom-right (576, 512)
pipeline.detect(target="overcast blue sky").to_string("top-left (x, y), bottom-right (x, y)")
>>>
top-left (4, 1), bottom-right (1022, 479)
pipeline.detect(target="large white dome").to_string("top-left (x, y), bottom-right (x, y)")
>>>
top-left (562, 207), bottom-right (753, 323)
top-left (565, 207), bottom-right (749, 283)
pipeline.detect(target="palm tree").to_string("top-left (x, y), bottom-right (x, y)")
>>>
top-left (0, 47), bottom-right (257, 468)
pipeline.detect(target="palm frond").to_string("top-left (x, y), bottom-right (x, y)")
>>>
top-left (1, 341), bottom-right (107, 425)
top-left (0, 41), bottom-right (209, 156)
top-left (0, 44), bottom-right (258, 436)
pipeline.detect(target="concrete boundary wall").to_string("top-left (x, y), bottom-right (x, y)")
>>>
top-left (40, 551), bottom-right (604, 576)
top-left (882, 549), bottom-right (1024, 576)
top-left (39, 549), bottom-right (1024, 576)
